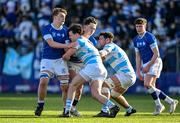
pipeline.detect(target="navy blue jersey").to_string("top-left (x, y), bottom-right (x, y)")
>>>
top-left (41, 23), bottom-right (69, 59)
top-left (133, 31), bottom-right (158, 64)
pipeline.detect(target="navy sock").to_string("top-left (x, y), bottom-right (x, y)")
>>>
top-left (148, 87), bottom-right (162, 106)
top-left (151, 91), bottom-right (158, 100)
top-left (159, 91), bottom-right (166, 100)
top-left (38, 102), bottom-right (44, 108)
top-left (72, 99), bottom-right (79, 107)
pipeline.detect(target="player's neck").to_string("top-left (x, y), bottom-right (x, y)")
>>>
top-left (138, 31), bottom-right (146, 37)
top-left (52, 22), bottom-right (62, 30)
top-left (82, 33), bottom-right (90, 39)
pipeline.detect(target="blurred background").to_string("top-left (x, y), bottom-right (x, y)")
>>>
top-left (0, 0), bottom-right (179, 95)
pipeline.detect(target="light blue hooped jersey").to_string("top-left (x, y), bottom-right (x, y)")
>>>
top-left (75, 36), bottom-right (102, 65)
top-left (103, 43), bottom-right (135, 74)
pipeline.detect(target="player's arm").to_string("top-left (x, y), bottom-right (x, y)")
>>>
top-left (135, 49), bottom-right (143, 80)
top-left (42, 26), bottom-right (69, 49)
top-left (99, 49), bottom-right (109, 59)
top-left (62, 42), bottom-right (77, 60)
top-left (46, 38), bottom-right (68, 49)
top-left (99, 45), bottom-right (112, 58)
top-left (143, 37), bottom-right (159, 73)
top-left (148, 46), bottom-right (159, 67)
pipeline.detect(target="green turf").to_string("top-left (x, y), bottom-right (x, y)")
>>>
top-left (0, 94), bottom-right (179, 123)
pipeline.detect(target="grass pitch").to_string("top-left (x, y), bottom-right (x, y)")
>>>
top-left (0, 93), bottom-right (179, 123)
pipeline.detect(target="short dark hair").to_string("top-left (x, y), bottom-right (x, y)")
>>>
top-left (52, 8), bottom-right (67, 17)
top-left (68, 23), bottom-right (83, 35)
top-left (99, 32), bottom-right (114, 41)
top-left (83, 16), bottom-right (97, 25)
top-left (134, 18), bottom-right (147, 25)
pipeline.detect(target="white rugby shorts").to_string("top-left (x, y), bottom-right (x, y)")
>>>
top-left (79, 63), bottom-right (107, 83)
top-left (40, 58), bottom-right (69, 76)
top-left (142, 58), bottom-right (162, 78)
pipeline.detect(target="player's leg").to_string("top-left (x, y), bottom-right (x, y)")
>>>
top-left (57, 75), bottom-right (69, 114)
top-left (35, 70), bottom-right (53, 116)
top-left (35, 59), bottom-right (54, 116)
top-left (105, 73), bottom-right (136, 116)
top-left (144, 75), bottom-right (165, 115)
top-left (86, 63), bottom-right (120, 118)
top-left (99, 83), bottom-right (111, 114)
top-left (151, 58), bottom-right (179, 115)
top-left (110, 75), bottom-right (136, 116)
top-left (112, 95), bottom-right (137, 116)
top-left (152, 80), bottom-right (179, 114)
top-left (63, 74), bottom-right (86, 117)
top-left (55, 58), bottom-right (69, 115)
top-left (68, 62), bottom-right (83, 116)
top-left (144, 58), bottom-right (166, 115)
top-left (90, 79), bottom-right (120, 118)
top-left (93, 82), bottom-right (111, 117)
top-left (71, 84), bottom-right (83, 116)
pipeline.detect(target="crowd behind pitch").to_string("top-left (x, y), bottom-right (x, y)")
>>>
top-left (0, 0), bottom-right (180, 73)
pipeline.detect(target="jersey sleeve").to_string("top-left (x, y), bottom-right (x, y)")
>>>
top-left (103, 43), bottom-right (114, 54)
top-left (132, 38), bottom-right (139, 52)
top-left (148, 34), bottom-right (158, 49)
top-left (41, 26), bottom-right (53, 41)
top-left (135, 47), bottom-right (139, 52)
top-left (74, 39), bottom-right (82, 50)
top-left (63, 26), bottom-right (70, 44)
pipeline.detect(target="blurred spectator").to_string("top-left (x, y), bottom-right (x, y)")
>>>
top-left (0, 0), bottom-right (179, 72)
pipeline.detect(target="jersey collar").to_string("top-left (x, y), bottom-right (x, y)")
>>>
top-left (51, 23), bottom-right (63, 30)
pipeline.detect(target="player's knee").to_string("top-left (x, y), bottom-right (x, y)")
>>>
top-left (111, 89), bottom-right (121, 98)
top-left (39, 72), bottom-right (50, 87)
top-left (60, 84), bottom-right (68, 92)
top-left (40, 72), bottom-right (51, 80)
top-left (101, 87), bottom-right (110, 94)
top-left (39, 80), bottom-right (48, 87)
top-left (144, 82), bottom-right (151, 88)
top-left (91, 90), bottom-right (101, 99)
top-left (76, 88), bottom-right (82, 97)
top-left (58, 75), bottom-right (69, 85)
top-left (104, 78), bottom-right (115, 88)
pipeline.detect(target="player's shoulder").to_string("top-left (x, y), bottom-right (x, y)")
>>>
top-left (145, 31), bottom-right (155, 38)
top-left (106, 42), bottom-right (115, 47)
top-left (45, 23), bottom-right (52, 28)
top-left (41, 24), bottom-right (51, 31)
top-left (62, 25), bottom-right (68, 31)
top-left (104, 43), bottom-right (116, 50)
top-left (132, 35), bottom-right (139, 43)
top-left (77, 37), bottom-right (85, 45)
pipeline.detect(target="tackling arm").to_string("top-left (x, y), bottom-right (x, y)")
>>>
top-left (62, 42), bottom-right (77, 60)
top-left (47, 38), bottom-right (68, 49)
top-left (99, 49), bottom-right (109, 59)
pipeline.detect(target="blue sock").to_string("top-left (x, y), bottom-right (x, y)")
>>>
top-left (101, 104), bottom-right (109, 113)
top-left (148, 87), bottom-right (158, 100)
top-left (159, 91), bottom-right (167, 100)
top-left (105, 99), bottom-right (115, 109)
top-left (38, 102), bottom-right (44, 108)
top-left (156, 89), bottom-right (166, 100)
top-left (148, 87), bottom-right (161, 106)
top-left (65, 99), bottom-right (72, 113)
top-left (156, 88), bottom-right (173, 104)
top-left (151, 91), bottom-right (158, 100)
